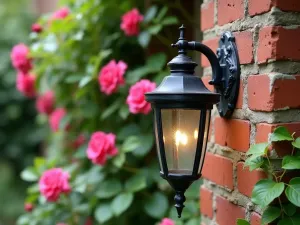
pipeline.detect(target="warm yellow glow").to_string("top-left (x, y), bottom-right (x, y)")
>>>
top-left (163, 136), bottom-right (165, 143)
top-left (194, 130), bottom-right (198, 139)
top-left (175, 130), bottom-right (188, 146)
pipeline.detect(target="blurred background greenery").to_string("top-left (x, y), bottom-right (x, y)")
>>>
top-left (0, 0), bottom-right (47, 224)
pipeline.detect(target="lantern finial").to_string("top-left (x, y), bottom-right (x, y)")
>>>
top-left (174, 191), bottom-right (186, 218)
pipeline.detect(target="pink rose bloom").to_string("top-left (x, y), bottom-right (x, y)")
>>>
top-left (24, 203), bottom-right (33, 212)
top-left (98, 60), bottom-right (127, 95)
top-left (52, 7), bottom-right (69, 20)
top-left (39, 168), bottom-right (71, 202)
top-left (11, 44), bottom-right (32, 73)
top-left (120, 8), bottom-right (144, 36)
top-left (87, 131), bottom-right (118, 165)
top-left (16, 72), bottom-right (36, 98)
top-left (57, 223), bottom-right (67, 225)
top-left (159, 218), bottom-right (175, 225)
top-left (49, 108), bottom-right (66, 132)
top-left (126, 79), bottom-right (156, 114)
top-left (36, 91), bottom-right (55, 115)
top-left (31, 23), bottom-right (43, 33)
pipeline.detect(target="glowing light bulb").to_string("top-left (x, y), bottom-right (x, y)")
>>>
top-left (175, 130), bottom-right (188, 146)
top-left (194, 130), bottom-right (198, 139)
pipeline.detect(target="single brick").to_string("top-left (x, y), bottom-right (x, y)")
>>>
top-left (235, 31), bottom-right (254, 64)
top-left (217, 0), bottom-right (244, 25)
top-left (248, 0), bottom-right (273, 16)
top-left (201, 38), bottom-right (219, 67)
top-left (257, 27), bottom-right (300, 64)
top-left (214, 118), bottom-right (250, 152)
top-left (216, 196), bottom-right (246, 225)
top-left (200, 187), bottom-right (213, 218)
top-left (256, 122), bottom-right (300, 143)
top-left (201, 1), bottom-right (214, 31)
top-left (202, 153), bottom-right (234, 190)
top-left (274, 0), bottom-right (300, 12)
top-left (248, 75), bottom-right (300, 111)
top-left (250, 212), bottom-right (262, 225)
top-left (237, 162), bottom-right (267, 197)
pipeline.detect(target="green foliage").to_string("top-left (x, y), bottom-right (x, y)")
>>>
top-left (236, 219), bottom-right (250, 225)
top-left (239, 126), bottom-right (300, 225)
top-left (17, 1), bottom-right (200, 225)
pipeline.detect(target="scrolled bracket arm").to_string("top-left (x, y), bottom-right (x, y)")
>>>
top-left (171, 25), bottom-right (240, 118)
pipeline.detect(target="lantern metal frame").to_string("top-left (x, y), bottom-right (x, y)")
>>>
top-left (145, 25), bottom-right (240, 218)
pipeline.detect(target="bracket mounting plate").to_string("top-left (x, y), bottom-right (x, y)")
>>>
top-left (215, 31), bottom-right (240, 118)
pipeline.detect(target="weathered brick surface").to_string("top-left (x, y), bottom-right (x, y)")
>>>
top-left (200, 187), bottom-right (213, 218)
top-left (248, 75), bottom-right (300, 111)
top-left (214, 118), bottom-right (250, 152)
top-left (257, 27), bottom-right (300, 64)
top-left (217, 0), bottom-right (244, 25)
top-left (199, 0), bottom-right (300, 224)
top-left (234, 31), bottom-right (254, 64)
top-left (216, 196), bottom-right (246, 225)
top-left (201, 1), bottom-right (215, 31)
top-left (201, 38), bottom-right (219, 67)
top-left (202, 153), bottom-right (234, 190)
top-left (237, 162), bottom-right (267, 197)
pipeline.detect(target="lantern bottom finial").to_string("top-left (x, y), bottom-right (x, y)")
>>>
top-left (174, 191), bottom-right (186, 218)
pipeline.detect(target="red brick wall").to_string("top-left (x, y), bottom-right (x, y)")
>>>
top-left (199, 0), bottom-right (300, 224)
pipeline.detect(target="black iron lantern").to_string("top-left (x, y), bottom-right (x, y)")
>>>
top-left (145, 25), bottom-right (240, 218)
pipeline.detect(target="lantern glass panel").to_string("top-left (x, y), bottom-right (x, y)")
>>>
top-left (161, 109), bottom-right (201, 175)
top-left (198, 110), bottom-right (211, 173)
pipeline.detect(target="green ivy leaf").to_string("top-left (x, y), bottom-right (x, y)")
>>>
top-left (246, 143), bottom-right (269, 157)
top-left (122, 136), bottom-right (141, 153)
top-left (285, 177), bottom-right (300, 207)
top-left (278, 215), bottom-right (300, 225)
top-left (292, 137), bottom-right (300, 149)
top-left (146, 53), bottom-right (167, 72)
top-left (244, 156), bottom-right (265, 171)
top-left (144, 192), bottom-right (168, 219)
top-left (282, 156), bottom-right (300, 169)
top-left (262, 206), bottom-right (281, 224)
top-left (101, 100), bottom-right (121, 120)
top-left (270, 126), bottom-right (293, 142)
top-left (156, 7), bottom-right (168, 21)
top-left (252, 180), bottom-right (285, 208)
top-left (95, 179), bottom-right (122, 199)
top-left (236, 219), bottom-right (250, 225)
top-left (95, 204), bottom-right (113, 223)
top-left (161, 17), bottom-right (178, 25)
top-left (20, 168), bottom-right (39, 182)
top-left (283, 203), bottom-right (297, 216)
top-left (111, 193), bottom-right (134, 216)
top-left (144, 6), bottom-right (158, 23)
top-left (138, 31), bottom-right (151, 48)
top-left (112, 153), bottom-right (126, 168)
top-left (125, 173), bottom-right (147, 193)
top-left (148, 25), bottom-right (162, 35)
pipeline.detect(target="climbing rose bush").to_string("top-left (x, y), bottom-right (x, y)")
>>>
top-left (16, 1), bottom-right (201, 225)
top-left (159, 218), bottom-right (175, 225)
top-left (11, 44), bottom-right (32, 73)
top-left (98, 60), bottom-right (127, 95)
top-left (87, 131), bottom-right (118, 165)
top-left (49, 108), bottom-right (66, 132)
top-left (36, 91), bottom-right (55, 115)
top-left (120, 8), bottom-right (143, 36)
top-left (39, 168), bottom-right (71, 202)
top-left (16, 72), bottom-right (36, 97)
top-left (127, 79), bottom-right (156, 114)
